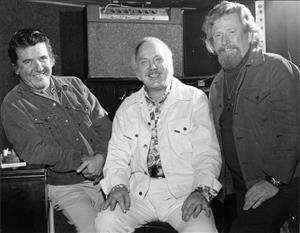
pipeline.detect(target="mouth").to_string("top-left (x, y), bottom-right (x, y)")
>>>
top-left (220, 46), bottom-right (236, 54)
top-left (32, 71), bottom-right (47, 79)
top-left (148, 70), bottom-right (161, 79)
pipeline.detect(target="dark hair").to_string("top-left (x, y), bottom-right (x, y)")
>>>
top-left (8, 28), bottom-right (55, 65)
top-left (202, 1), bottom-right (261, 53)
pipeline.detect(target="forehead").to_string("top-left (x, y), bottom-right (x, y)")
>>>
top-left (137, 40), bottom-right (166, 58)
top-left (16, 42), bottom-right (50, 59)
top-left (212, 12), bottom-right (244, 31)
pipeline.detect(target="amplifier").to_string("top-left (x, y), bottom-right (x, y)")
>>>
top-left (99, 6), bottom-right (169, 21)
top-left (86, 5), bottom-right (183, 78)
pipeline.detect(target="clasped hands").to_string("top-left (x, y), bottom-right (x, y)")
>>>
top-left (76, 153), bottom-right (105, 185)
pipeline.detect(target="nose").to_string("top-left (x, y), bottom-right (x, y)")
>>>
top-left (221, 34), bottom-right (230, 45)
top-left (33, 60), bottom-right (43, 71)
top-left (149, 60), bottom-right (157, 70)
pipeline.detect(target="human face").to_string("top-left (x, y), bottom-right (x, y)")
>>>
top-left (212, 13), bottom-right (251, 69)
top-left (135, 40), bottom-right (172, 96)
top-left (14, 42), bottom-right (54, 90)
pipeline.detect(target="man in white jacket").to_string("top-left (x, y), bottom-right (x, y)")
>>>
top-left (95, 37), bottom-right (222, 233)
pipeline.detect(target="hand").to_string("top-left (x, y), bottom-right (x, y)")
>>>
top-left (76, 153), bottom-right (105, 182)
top-left (102, 186), bottom-right (130, 213)
top-left (181, 191), bottom-right (211, 222)
top-left (243, 180), bottom-right (279, 210)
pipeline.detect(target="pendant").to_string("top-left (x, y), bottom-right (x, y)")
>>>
top-left (226, 101), bottom-right (233, 111)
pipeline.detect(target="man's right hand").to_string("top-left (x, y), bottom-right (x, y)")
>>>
top-left (102, 185), bottom-right (130, 213)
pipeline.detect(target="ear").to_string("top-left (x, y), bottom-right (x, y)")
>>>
top-left (247, 31), bottom-right (253, 44)
top-left (50, 56), bottom-right (56, 67)
top-left (131, 55), bottom-right (141, 80)
top-left (12, 64), bottom-right (20, 76)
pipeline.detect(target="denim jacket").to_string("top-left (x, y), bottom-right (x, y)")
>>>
top-left (101, 78), bottom-right (222, 199)
top-left (1, 76), bottom-right (112, 185)
top-left (209, 47), bottom-right (300, 196)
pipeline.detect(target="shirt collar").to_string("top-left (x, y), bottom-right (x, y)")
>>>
top-left (18, 75), bottom-right (68, 94)
top-left (144, 79), bottom-right (172, 105)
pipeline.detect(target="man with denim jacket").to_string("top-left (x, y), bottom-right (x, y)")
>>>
top-left (202, 1), bottom-right (300, 232)
top-left (1, 28), bottom-right (112, 232)
top-left (94, 37), bottom-right (222, 233)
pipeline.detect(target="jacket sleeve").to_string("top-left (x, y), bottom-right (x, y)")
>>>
top-left (80, 79), bottom-right (112, 156)
top-left (266, 59), bottom-right (300, 183)
top-left (190, 90), bottom-right (222, 193)
top-left (100, 104), bottom-right (131, 195)
top-left (1, 100), bottom-right (82, 172)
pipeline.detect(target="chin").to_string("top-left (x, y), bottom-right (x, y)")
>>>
top-left (219, 56), bottom-right (242, 69)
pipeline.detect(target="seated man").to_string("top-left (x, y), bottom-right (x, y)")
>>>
top-left (202, 1), bottom-right (300, 233)
top-left (95, 37), bottom-right (222, 233)
top-left (1, 28), bottom-right (112, 233)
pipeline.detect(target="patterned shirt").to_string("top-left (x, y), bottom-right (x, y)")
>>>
top-left (145, 82), bottom-right (172, 178)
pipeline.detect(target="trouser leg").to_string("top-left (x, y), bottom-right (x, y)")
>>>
top-left (230, 177), bottom-right (299, 233)
top-left (148, 178), bottom-right (217, 233)
top-left (95, 193), bottom-right (157, 233)
top-left (167, 207), bottom-right (217, 233)
top-left (48, 181), bottom-right (103, 233)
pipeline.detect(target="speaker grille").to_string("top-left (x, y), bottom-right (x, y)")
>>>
top-left (87, 6), bottom-right (183, 78)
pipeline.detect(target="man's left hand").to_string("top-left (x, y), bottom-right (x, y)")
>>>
top-left (181, 191), bottom-right (211, 222)
top-left (76, 153), bottom-right (105, 182)
top-left (243, 180), bottom-right (279, 210)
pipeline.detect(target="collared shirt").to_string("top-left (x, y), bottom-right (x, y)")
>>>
top-left (144, 81), bottom-right (172, 177)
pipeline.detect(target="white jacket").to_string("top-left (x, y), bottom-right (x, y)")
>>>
top-left (101, 78), bottom-right (222, 199)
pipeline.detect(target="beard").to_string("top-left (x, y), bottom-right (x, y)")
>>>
top-left (216, 45), bottom-right (244, 70)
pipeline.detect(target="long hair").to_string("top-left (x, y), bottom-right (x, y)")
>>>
top-left (202, 1), bottom-right (261, 54)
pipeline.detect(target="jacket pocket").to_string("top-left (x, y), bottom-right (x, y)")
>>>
top-left (244, 88), bottom-right (270, 104)
top-left (168, 121), bottom-right (193, 157)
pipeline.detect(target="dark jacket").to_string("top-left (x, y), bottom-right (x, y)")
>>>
top-left (209, 47), bottom-right (300, 196)
top-left (1, 76), bottom-right (112, 185)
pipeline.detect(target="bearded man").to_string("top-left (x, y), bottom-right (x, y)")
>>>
top-left (202, 1), bottom-right (300, 233)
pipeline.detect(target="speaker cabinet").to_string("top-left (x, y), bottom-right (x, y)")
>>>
top-left (86, 5), bottom-right (183, 78)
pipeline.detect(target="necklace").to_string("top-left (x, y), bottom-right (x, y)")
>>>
top-left (224, 70), bottom-right (241, 111)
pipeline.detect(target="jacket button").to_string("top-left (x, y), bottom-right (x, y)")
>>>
top-left (52, 103), bottom-right (56, 107)
top-left (143, 144), bottom-right (147, 148)
top-left (148, 122), bottom-right (151, 126)
top-left (135, 134), bottom-right (139, 138)
top-left (139, 192), bottom-right (142, 196)
top-left (183, 127), bottom-right (187, 131)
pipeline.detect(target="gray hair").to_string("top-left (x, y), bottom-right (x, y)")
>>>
top-left (132, 37), bottom-right (174, 75)
top-left (202, 1), bottom-right (261, 53)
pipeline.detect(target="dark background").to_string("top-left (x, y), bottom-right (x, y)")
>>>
top-left (0, 0), bottom-right (299, 149)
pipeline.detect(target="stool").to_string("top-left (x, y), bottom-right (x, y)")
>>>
top-left (134, 221), bottom-right (178, 233)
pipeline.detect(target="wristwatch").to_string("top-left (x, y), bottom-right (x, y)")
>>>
top-left (266, 176), bottom-right (283, 188)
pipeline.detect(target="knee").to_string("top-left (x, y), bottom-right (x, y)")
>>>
top-left (180, 215), bottom-right (217, 233)
top-left (95, 210), bottom-right (120, 233)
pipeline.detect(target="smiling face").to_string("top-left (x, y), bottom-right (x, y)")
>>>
top-left (212, 13), bottom-right (251, 69)
top-left (14, 42), bottom-right (54, 91)
top-left (134, 39), bottom-right (173, 96)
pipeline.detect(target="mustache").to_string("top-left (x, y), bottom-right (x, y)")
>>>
top-left (147, 69), bottom-right (161, 76)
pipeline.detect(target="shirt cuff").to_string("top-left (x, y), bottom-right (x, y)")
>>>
top-left (194, 185), bottom-right (218, 202)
